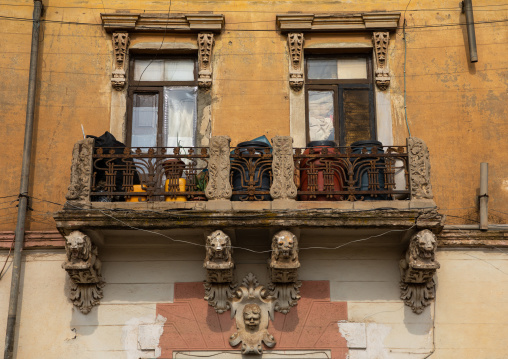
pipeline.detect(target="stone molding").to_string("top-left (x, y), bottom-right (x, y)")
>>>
top-left (198, 33), bottom-right (215, 88)
top-left (399, 229), bottom-right (440, 314)
top-left (287, 33), bottom-right (304, 90)
top-left (407, 137), bottom-right (434, 200)
top-left (372, 32), bottom-right (390, 90)
top-left (65, 138), bottom-right (94, 206)
top-left (276, 12), bottom-right (400, 32)
top-left (111, 33), bottom-right (129, 90)
top-left (206, 136), bottom-right (232, 200)
top-left (101, 13), bottom-right (225, 33)
top-left (270, 136), bottom-right (298, 200)
top-left (0, 231), bottom-right (65, 249)
top-left (62, 231), bottom-right (105, 314)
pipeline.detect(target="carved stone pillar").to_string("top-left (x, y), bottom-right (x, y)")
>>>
top-left (198, 33), bottom-right (215, 88)
top-left (203, 230), bottom-right (235, 313)
top-left (287, 33), bottom-right (304, 91)
top-left (407, 137), bottom-right (433, 199)
top-left (111, 32), bottom-right (130, 90)
top-left (372, 32), bottom-right (390, 91)
top-left (268, 230), bottom-right (301, 314)
top-left (65, 138), bottom-right (94, 207)
top-left (399, 229), bottom-right (440, 314)
top-left (205, 136), bottom-right (232, 200)
top-left (270, 136), bottom-right (297, 200)
top-left (62, 231), bottom-right (105, 314)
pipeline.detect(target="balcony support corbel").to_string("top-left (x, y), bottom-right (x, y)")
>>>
top-left (399, 229), bottom-right (440, 314)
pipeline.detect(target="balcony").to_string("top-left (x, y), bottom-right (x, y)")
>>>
top-left (55, 136), bottom-right (443, 236)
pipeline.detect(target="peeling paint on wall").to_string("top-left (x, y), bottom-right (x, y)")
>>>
top-left (122, 314), bottom-right (167, 359)
top-left (338, 322), bottom-right (391, 359)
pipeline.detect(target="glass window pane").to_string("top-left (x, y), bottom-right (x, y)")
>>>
top-left (164, 59), bottom-right (195, 81)
top-left (308, 90), bottom-right (335, 142)
top-left (337, 58), bottom-right (367, 79)
top-left (308, 59), bottom-right (338, 79)
top-left (163, 87), bottom-right (197, 148)
top-left (133, 60), bottom-right (164, 81)
top-left (131, 93), bottom-right (159, 148)
top-left (342, 89), bottom-right (371, 146)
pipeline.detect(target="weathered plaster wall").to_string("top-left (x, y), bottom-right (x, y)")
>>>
top-left (1, 0), bottom-right (507, 231)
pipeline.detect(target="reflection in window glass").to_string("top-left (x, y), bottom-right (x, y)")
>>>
top-left (308, 91), bottom-right (335, 142)
top-left (163, 87), bottom-right (197, 148)
top-left (337, 58), bottom-right (367, 79)
top-left (131, 93), bottom-right (159, 148)
top-left (164, 60), bottom-right (195, 81)
top-left (134, 59), bottom-right (195, 81)
top-left (133, 60), bottom-right (164, 81)
top-left (307, 59), bottom-right (338, 79)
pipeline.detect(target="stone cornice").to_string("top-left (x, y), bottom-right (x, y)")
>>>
top-left (0, 231), bottom-right (65, 249)
top-left (438, 229), bottom-right (508, 248)
top-left (276, 12), bottom-right (400, 32)
top-left (101, 13), bottom-right (225, 33)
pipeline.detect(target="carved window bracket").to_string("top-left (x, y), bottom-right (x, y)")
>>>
top-left (62, 231), bottom-right (105, 314)
top-left (287, 33), bottom-right (304, 91)
top-left (399, 229), bottom-right (440, 314)
top-left (111, 33), bottom-right (130, 90)
top-left (373, 32), bottom-right (390, 91)
top-left (198, 33), bottom-right (215, 88)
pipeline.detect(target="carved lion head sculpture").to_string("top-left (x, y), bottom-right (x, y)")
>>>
top-left (65, 231), bottom-right (91, 262)
top-left (271, 230), bottom-right (298, 263)
top-left (205, 230), bottom-right (232, 263)
top-left (409, 229), bottom-right (437, 262)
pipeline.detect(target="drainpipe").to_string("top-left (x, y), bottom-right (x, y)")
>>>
top-left (461, 0), bottom-right (478, 63)
top-left (3, 1), bottom-right (43, 359)
top-left (479, 162), bottom-right (488, 230)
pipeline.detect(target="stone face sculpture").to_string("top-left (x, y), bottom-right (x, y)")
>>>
top-left (229, 273), bottom-right (276, 355)
top-left (399, 229), bottom-right (440, 314)
top-left (204, 230), bottom-right (235, 313)
top-left (62, 231), bottom-right (105, 314)
top-left (268, 230), bottom-right (301, 314)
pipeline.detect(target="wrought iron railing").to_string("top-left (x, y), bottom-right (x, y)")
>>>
top-left (229, 145), bottom-right (273, 201)
top-left (294, 145), bottom-right (409, 201)
top-left (91, 147), bottom-right (209, 202)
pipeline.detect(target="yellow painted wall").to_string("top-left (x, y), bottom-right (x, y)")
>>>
top-left (0, 0), bottom-right (507, 230)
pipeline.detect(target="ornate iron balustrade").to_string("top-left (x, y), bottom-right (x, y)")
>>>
top-left (294, 145), bottom-right (409, 201)
top-left (90, 147), bottom-right (209, 202)
top-left (229, 145), bottom-right (273, 201)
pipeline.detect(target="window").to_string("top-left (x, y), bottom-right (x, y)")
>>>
top-left (305, 55), bottom-right (375, 146)
top-left (127, 56), bottom-right (198, 148)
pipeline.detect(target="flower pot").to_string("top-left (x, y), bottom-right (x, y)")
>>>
top-left (126, 184), bottom-right (147, 202)
top-left (165, 178), bottom-right (187, 202)
top-left (162, 159), bottom-right (186, 179)
top-left (351, 140), bottom-right (386, 200)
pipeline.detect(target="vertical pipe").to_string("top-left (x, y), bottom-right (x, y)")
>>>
top-left (479, 163), bottom-right (488, 231)
top-left (3, 1), bottom-right (43, 358)
top-left (463, 0), bottom-right (478, 63)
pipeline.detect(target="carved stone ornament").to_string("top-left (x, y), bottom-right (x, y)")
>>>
top-left (205, 136), bottom-right (233, 200)
top-left (287, 33), bottom-right (304, 90)
top-left (373, 32), bottom-right (390, 91)
top-left (198, 33), bottom-right (215, 88)
top-left (229, 273), bottom-right (276, 354)
top-left (407, 137), bottom-right (434, 199)
top-left (65, 138), bottom-right (94, 204)
top-left (111, 33), bottom-right (130, 90)
top-left (62, 231), bottom-right (105, 314)
top-left (270, 136), bottom-right (298, 200)
top-left (268, 230), bottom-right (301, 313)
top-left (399, 229), bottom-right (440, 314)
top-left (204, 230), bottom-right (235, 313)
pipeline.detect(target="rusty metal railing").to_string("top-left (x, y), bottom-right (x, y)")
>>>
top-left (294, 145), bottom-right (409, 201)
top-left (91, 147), bottom-right (209, 202)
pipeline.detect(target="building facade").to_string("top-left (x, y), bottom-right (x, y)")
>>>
top-left (0, 0), bottom-right (507, 358)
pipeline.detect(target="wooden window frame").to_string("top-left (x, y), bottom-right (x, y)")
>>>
top-left (304, 54), bottom-right (376, 146)
top-left (126, 55), bottom-right (198, 147)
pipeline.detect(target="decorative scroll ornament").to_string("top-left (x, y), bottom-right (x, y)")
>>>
top-left (229, 273), bottom-right (276, 354)
top-left (66, 138), bottom-right (94, 204)
top-left (204, 230), bottom-right (235, 313)
top-left (198, 33), bottom-right (215, 88)
top-left (373, 32), bottom-right (390, 91)
top-left (270, 136), bottom-right (298, 200)
top-left (407, 137), bottom-right (433, 199)
top-left (268, 230), bottom-right (301, 313)
top-left (287, 33), bottom-right (304, 90)
top-left (399, 229), bottom-right (440, 314)
top-left (111, 33), bottom-right (130, 90)
top-left (206, 136), bottom-right (233, 200)
top-left (62, 231), bottom-right (105, 314)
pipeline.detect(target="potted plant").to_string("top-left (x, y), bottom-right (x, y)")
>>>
top-left (192, 170), bottom-right (208, 201)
